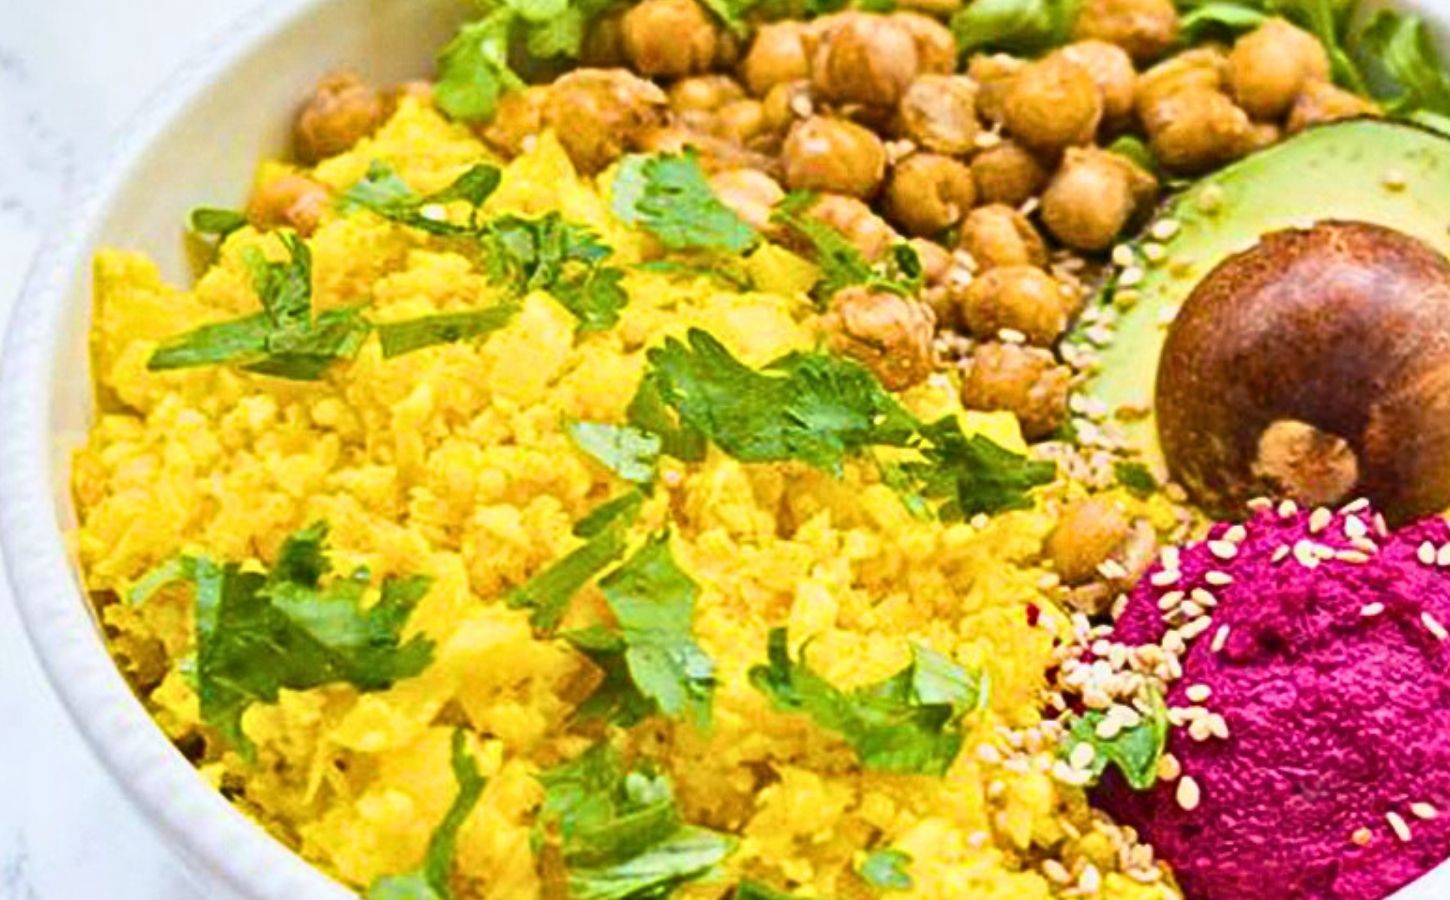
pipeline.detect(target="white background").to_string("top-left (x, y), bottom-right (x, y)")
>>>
top-left (0, 1), bottom-right (255, 897)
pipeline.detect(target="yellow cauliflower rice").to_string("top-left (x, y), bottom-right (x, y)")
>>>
top-left (73, 97), bottom-right (1176, 899)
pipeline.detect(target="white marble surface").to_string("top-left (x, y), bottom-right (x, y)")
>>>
top-left (0, 2), bottom-right (258, 897)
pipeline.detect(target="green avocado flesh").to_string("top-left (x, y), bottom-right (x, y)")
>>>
top-left (1073, 119), bottom-right (1450, 462)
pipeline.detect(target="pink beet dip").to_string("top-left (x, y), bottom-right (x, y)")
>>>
top-left (1098, 505), bottom-right (1450, 899)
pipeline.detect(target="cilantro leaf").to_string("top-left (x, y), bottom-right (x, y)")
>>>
top-left (770, 193), bottom-right (921, 302)
top-left (376, 305), bottom-right (519, 358)
top-left (339, 161), bottom-right (501, 236)
top-left (508, 493), bottom-right (643, 633)
top-left (573, 491), bottom-right (647, 539)
top-left (948, 0), bottom-right (1081, 56)
top-left (900, 417), bottom-right (1057, 518)
top-left (129, 557), bottom-right (195, 605)
top-left (567, 532), bottom-right (715, 728)
top-left (148, 234), bottom-right (371, 381)
top-left (858, 849), bottom-right (913, 891)
top-left (567, 421), bottom-right (662, 484)
top-left (1060, 687), bottom-right (1167, 791)
top-left (611, 151), bottom-right (759, 254)
top-left (366, 730), bottom-right (486, 900)
top-left (435, 11), bottom-right (522, 123)
top-left (1358, 9), bottom-right (1450, 116)
top-left (749, 629), bottom-right (986, 775)
top-left (1114, 460), bottom-right (1158, 498)
top-left (145, 522), bottom-right (434, 756)
top-left (535, 744), bottom-right (737, 900)
top-left (190, 207), bottom-right (249, 238)
top-left (734, 880), bottom-right (801, 900)
top-left (483, 213), bottom-right (630, 332)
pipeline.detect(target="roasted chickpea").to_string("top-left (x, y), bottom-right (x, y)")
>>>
top-left (1055, 40), bottom-right (1138, 129)
top-left (822, 287), bottom-right (937, 391)
top-left (582, 9), bottom-right (628, 66)
top-left (913, 238), bottom-right (971, 327)
top-left (958, 204), bottom-right (1048, 271)
top-left (638, 125), bottom-right (778, 173)
top-left (713, 99), bottom-right (771, 147)
top-left (762, 80), bottom-right (816, 135)
top-left (741, 22), bottom-right (813, 97)
top-left (709, 168), bottom-right (785, 231)
top-left (883, 153), bottom-right (976, 237)
top-left (1003, 56), bottom-right (1105, 154)
top-left (969, 54), bottom-right (1026, 125)
top-left (961, 342), bottom-right (1072, 440)
top-left (803, 194), bottom-right (898, 261)
top-left (1287, 80), bottom-right (1381, 133)
top-left (782, 115), bottom-right (887, 198)
top-left (622, 0), bottom-right (719, 77)
top-left (247, 174), bottom-right (331, 237)
top-left (1135, 47), bottom-right (1227, 125)
top-left (897, 75), bottom-right (980, 156)
top-left (1145, 87), bottom-right (1253, 174)
top-left (670, 75), bottom-right (747, 113)
top-left (295, 71), bottom-right (384, 164)
top-left (482, 85), bottom-right (550, 158)
top-left (891, 12), bottom-right (957, 75)
top-left (1047, 497), bottom-right (1133, 584)
top-left (971, 140), bottom-right (1049, 207)
top-left (1072, 0), bottom-right (1180, 64)
top-left (1228, 19), bottom-right (1330, 121)
top-left (1040, 147), bottom-right (1157, 251)
top-left (545, 69), bottom-right (669, 174)
top-left (811, 13), bottom-right (920, 108)
top-left (958, 266), bottom-right (1071, 346)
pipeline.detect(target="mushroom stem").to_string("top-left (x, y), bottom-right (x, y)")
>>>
top-left (1251, 419), bottom-right (1360, 508)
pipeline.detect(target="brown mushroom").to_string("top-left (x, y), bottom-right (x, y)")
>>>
top-left (1155, 221), bottom-right (1450, 525)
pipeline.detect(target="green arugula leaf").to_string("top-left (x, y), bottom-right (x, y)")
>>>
top-left (948, 0), bottom-right (1082, 56)
top-left (770, 193), bottom-right (921, 302)
top-left (366, 730), bottom-right (486, 900)
top-left (749, 629), bottom-right (986, 776)
top-left (508, 493), bottom-right (643, 632)
top-left (611, 151), bottom-right (759, 254)
top-left (1060, 687), bottom-right (1168, 791)
top-left (567, 421), bottom-right (662, 484)
top-left (190, 207), bottom-right (249, 238)
top-left (376, 305), bottom-right (519, 359)
top-left (536, 744), bottom-right (737, 900)
top-left (858, 848), bottom-right (913, 891)
top-left (144, 522), bottom-right (434, 756)
top-left (1358, 9), bottom-right (1450, 116)
top-left (148, 234), bottom-right (372, 381)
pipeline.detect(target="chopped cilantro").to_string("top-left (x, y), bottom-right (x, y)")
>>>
top-left (136, 522), bottom-right (434, 756)
top-left (189, 207), bottom-right (249, 238)
top-left (376, 305), bottom-right (519, 359)
top-left (769, 193), bottom-right (922, 302)
top-left (565, 532), bottom-right (715, 728)
top-left (573, 491), bottom-right (647, 539)
top-left (611, 151), bottom-right (759, 254)
top-left (566, 421), bottom-right (662, 485)
top-left (858, 848), bottom-right (913, 891)
top-left (508, 493), bottom-right (643, 633)
top-left (1060, 687), bottom-right (1168, 791)
top-left (535, 743), bottom-right (737, 900)
top-left (1359, 8), bottom-right (1450, 116)
top-left (1114, 461), bottom-right (1158, 498)
top-left (898, 417), bottom-right (1058, 518)
top-left (366, 730), bottom-right (486, 900)
top-left (339, 161), bottom-right (501, 235)
top-left (148, 234), bottom-right (371, 381)
top-left (749, 629), bottom-right (987, 775)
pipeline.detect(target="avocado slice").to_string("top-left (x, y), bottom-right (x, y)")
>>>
top-left (1071, 119), bottom-right (1450, 462)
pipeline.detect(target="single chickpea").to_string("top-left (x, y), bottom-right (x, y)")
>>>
top-left (1145, 87), bottom-right (1253, 174)
top-left (782, 115), bottom-right (888, 198)
top-left (891, 12), bottom-right (958, 75)
top-left (1135, 47), bottom-right (1227, 125)
top-left (1047, 497), bottom-right (1134, 584)
top-left (912, 238), bottom-right (970, 328)
top-left (637, 125), bottom-right (777, 173)
top-left (713, 99), bottom-right (771, 148)
top-left (961, 342), bottom-right (1072, 441)
top-left (972, 140), bottom-right (1049, 207)
top-left (958, 204), bottom-right (1048, 271)
top-left (762, 80), bottom-right (816, 135)
top-left (1040, 147), bottom-right (1158, 251)
top-left (969, 53), bottom-right (1026, 125)
top-left (958, 265), bottom-right (1071, 346)
top-left (581, 9), bottom-right (628, 66)
top-left (822, 286), bottom-right (938, 391)
top-left (482, 85), bottom-right (550, 158)
top-left (1228, 19), bottom-right (1331, 121)
top-left (294, 71), bottom-right (384, 164)
top-left (897, 74), bottom-right (980, 156)
top-left (1072, 0), bottom-right (1180, 64)
top-left (741, 22), bottom-right (812, 97)
top-left (883, 153), bottom-right (977, 237)
top-left (621, 0), bottom-right (720, 77)
top-left (247, 174), bottom-right (331, 237)
top-left (544, 69), bottom-right (670, 174)
top-left (811, 12), bottom-right (921, 109)
top-left (670, 75), bottom-right (747, 113)
top-left (802, 194), bottom-right (899, 261)
top-left (1003, 56), bottom-right (1105, 154)
top-left (708, 168), bottom-right (785, 231)
top-left (1287, 80), bottom-right (1381, 133)
top-left (1054, 40), bottom-right (1138, 129)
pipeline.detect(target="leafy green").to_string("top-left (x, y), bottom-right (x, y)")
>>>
top-left (1358, 9), bottom-right (1450, 116)
top-left (1178, 1), bottom-right (1270, 40)
top-left (508, 493), bottom-right (643, 632)
top-left (858, 849), bottom-right (914, 891)
top-left (140, 522), bottom-right (434, 756)
top-left (611, 151), bottom-right (759, 254)
top-left (1105, 135), bottom-right (1158, 175)
top-left (770, 193), bottom-right (922, 301)
top-left (535, 744), bottom-right (737, 900)
top-left (190, 207), bottom-right (249, 238)
top-left (129, 556), bottom-right (195, 605)
top-left (339, 161), bottom-right (501, 235)
top-left (1060, 688), bottom-right (1168, 791)
top-left (1114, 461), bottom-right (1158, 498)
top-left (734, 881), bottom-right (803, 900)
top-left (897, 417), bottom-right (1058, 519)
top-left (366, 730), bottom-right (486, 900)
top-left (1176, 0), bottom-right (1368, 92)
top-left (948, 0), bottom-right (1081, 56)
top-left (567, 421), bottom-right (662, 484)
top-left (566, 532), bottom-right (715, 728)
top-left (375, 305), bottom-right (520, 358)
top-left (148, 234), bottom-right (371, 381)
top-left (749, 629), bottom-right (986, 776)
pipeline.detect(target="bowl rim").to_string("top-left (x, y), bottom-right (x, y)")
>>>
top-left (0, 0), bottom-right (352, 897)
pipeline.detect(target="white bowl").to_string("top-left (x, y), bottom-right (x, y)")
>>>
top-left (3, 0), bottom-right (1450, 897)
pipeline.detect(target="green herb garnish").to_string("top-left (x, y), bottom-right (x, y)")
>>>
top-left (339, 161), bottom-right (501, 235)
top-left (566, 421), bottom-right (663, 485)
top-left (749, 628), bottom-right (988, 776)
top-left (376, 305), bottom-right (519, 358)
top-left (858, 848), bottom-right (914, 891)
top-left (1358, 8), bottom-right (1450, 117)
top-left (1060, 688), bottom-right (1168, 791)
top-left (508, 492), bottom-right (643, 633)
top-left (948, 0), bottom-right (1082, 57)
top-left (770, 192), bottom-right (922, 302)
top-left (366, 730), bottom-right (486, 900)
top-left (1114, 460), bottom-right (1158, 498)
top-left (611, 151), bottom-right (759, 254)
top-left (189, 207), bottom-right (250, 238)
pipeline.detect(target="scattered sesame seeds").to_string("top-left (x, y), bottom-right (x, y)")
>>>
top-left (1043, 859), bottom-right (1072, 884)
top-left (1151, 219), bottom-right (1182, 242)
top-left (1438, 544), bottom-right (1450, 568)
top-left (1342, 498), bottom-right (1371, 514)
top-left (1419, 542), bottom-right (1437, 566)
top-left (1098, 558), bottom-right (1130, 581)
top-left (1271, 545), bottom-right (1291, 564)
top-left (1111, 244), bottom-right (1136, 267)
top-left (1157, 590), bottom-right (1185, 611)
top-left (1352, 827), bottom-right (1373, 847)
top-left (1185, 683), bottom-right (1212, 703)
top-left (1150, 569), bottom-right (1181, 587)
top-left (1336, 550), bottom-right (1371, 564)
top-left (1248, 496), bottom-right (1274, 512)
top-left (1157, 753), bottom-right (1181, 781)
top-left (1293, 540), bottom-right (1322, 569)
top-left (1344, 516), bottom-right (1369, 540)
top-left (1191, 587), bottom-right (1219, 608)
top-left (1387, 811), bottom-right (1413, 843)
top-left (1210, 625), bottom-right (1231, 653)
top-left (1224, 524), bottom-right (1248, 544)
top-left (1411, 802), bottom-right (1439, 821)
top-left (1180, 616), bottom-right (1213, 641)
top-left (1069, 741), bottom-right (1096, 771)
top-left (1208, 540), bottom-right (1238, 561)
top-left (1422, 611), bottom-right (1448, 641)
top-left (1278, 499), bottom-right (1300, 519)
top-left (1119, 266), bottom-right (1145, 288)
top-left (1078, 863), bottom-right (1102, 894)
top-left (1206, 713), bottom-right (1229, 739)
top-left (1361, 602), bottom-right (1386, 618)
top-left (1205, 571), bottom-right (1233, 586)
top-left (1309, 507), bottom-right (1333, 534)
top-left (1176, 775), bottom-right (1202, 811)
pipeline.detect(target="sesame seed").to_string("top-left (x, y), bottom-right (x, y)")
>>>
top-left (1185, 683), bottom-right (1212, 703)
top-left (1151, 219), bottom-right (1182, 242)
top-left (1411, 802), bottom-right (1439, 820)
top-left (1177, 776), bottom-right (1202, 811)
top-left (1078, 863), bottom-right (1102, 894)
top-left (1224, 524), bottom-right (1248, 544)
top-left (1388, 811), bottom-right (1412, 842)
top-left (1375, 513), bottom-right (1389, 536)
top-left (998, 327), bottom-right (1027, 344)
top-left (1294, 540), bottom-right (1322, 569)
top-left (1352, 827), bottom-right (1373, 846)
top-left (1043, 859), bottom-right (1072, 884)
top-left (1191, 587), bottom-right (1219, 608)
top-left (1419, 542), bottom-right (1436, 566)
top-left (1119, 266), bottom-right (1145, 288)
top-left (1361, 602), bottom-right (1386, 618)
top-left (1336, 550), bottom-right (1371, 564)
top-left (1157, 590), bottom-right (1185, 611)
top-left (1180, 616), bottom-right (1213, 641)
top-left (1438, 545), bottom-right (1450, 567)
top-left (1143, 243), bottom-right (1168, 265)
top-left (1278, 499), bottom-right (1299, 519)
top-left (1096, 717), bottom-right (1123, 740)
top-left (1188, 717), bottom-right (1213, 741)
top-left (1150, 569), bottom-right (1181, 587)
top-left (1351, 536), bottom-right (1380, 555)
top-left (1208, 540), bottom-right (1238, 560)
top-left (1345, 516), bottom-right (1368, 539)
top-left (1181, 600), bottom-right (1205, 618)
top-left (1271, 546), bottom-right (1291, 564)
top-left (1342, 498), bottom-right (1371, 514)
top-left (1197, 184), bottom-right (1225, 213)
top-left (1112, 244), bottom-right (1136, 267)
top-left (1211, 625), bottom-right (1231, 653)
top-left (1161, 546), bottom-right (1181, 568)
top-left (1157, 753), bottom-right (1181, 781)
top-left (1206, 713), bottom-right (1229, 739)
top-left (1098, 558), bottom-right (1129, 581)
top-left (1309, 508), bottom-right (1333, 533)
top-left (1423, 611), bottom-right (1448, 641)
top-left (1205, 571), bottom-right (1233, 586)
top-left (1248, 497), bottom-right (1273, 512)
top-left (1069, 741), bottom-right (1096, 770)
top-left (977, 743), bottom-right (1003, 765)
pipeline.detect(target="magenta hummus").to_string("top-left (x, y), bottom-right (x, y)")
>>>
top-left (1099, 505), bottom-right (1450, 900)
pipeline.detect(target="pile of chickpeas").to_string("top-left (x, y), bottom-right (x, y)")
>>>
top-left (257, 0), bottom-right (1379, 444)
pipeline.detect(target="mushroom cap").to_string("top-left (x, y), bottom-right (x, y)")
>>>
top-left (1156, 220), bottom-right (1450, 524)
